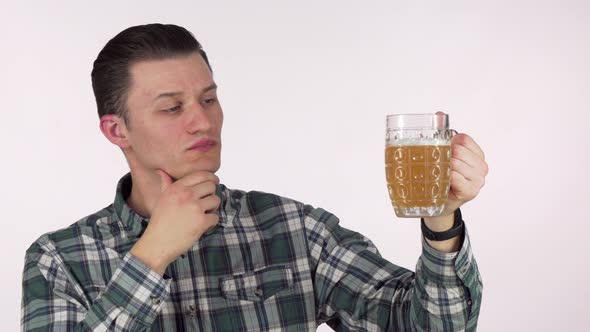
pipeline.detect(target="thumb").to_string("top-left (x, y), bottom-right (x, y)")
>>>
top-left (156, 169), bottom-right (173, 192)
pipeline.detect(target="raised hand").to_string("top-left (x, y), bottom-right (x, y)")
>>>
top-left (130, 170), bottom-right (221, 275)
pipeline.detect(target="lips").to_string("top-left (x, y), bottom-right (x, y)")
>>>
top-left (188, 139), bottom-right (217, 152)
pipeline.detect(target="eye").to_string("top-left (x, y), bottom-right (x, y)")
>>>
top-left (162, 105), bottom-right (181, 113)
top-left (202, 97), bottom-right (217, 105)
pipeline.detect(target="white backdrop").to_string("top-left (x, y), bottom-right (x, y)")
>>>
top-left (1, 1), bottom-right (589, 331)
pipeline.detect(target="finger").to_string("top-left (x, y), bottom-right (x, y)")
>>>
top-left (201, 194), bottom-right (222, 213)
top-left (157, 169), bottom-right (173, 193)
top-left (452, 133), bottom-right (485, 160)
top-left (204, 213), bottom-right (219, 223)
top-left (451, 157), bottom-right (475, 181)
top-left (190, 181), bottom-right (218, 200)
top-left (451, 157), bottom-right (486, 187)
top-left (177, 171), bottom-right (219, 187)
top-left (450, 168), bottom-right (483, 199)
top-left (452, 144), bottom-right (489, 175)
top-left (449, 170), bottom-right (476, 199)
top-left (203, 214), bottom-right (220, 227)
top-left (435, 112), bottom-right (446, 128)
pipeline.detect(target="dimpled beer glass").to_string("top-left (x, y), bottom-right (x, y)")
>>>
top-left (385, 113), bottom-right (453, 218)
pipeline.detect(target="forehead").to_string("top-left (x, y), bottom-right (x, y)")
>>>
top-left (128, 53), bottom-right (213, 101)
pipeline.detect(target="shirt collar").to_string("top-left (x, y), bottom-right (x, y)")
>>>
top-left (113, 172), bottom-right (232, 238)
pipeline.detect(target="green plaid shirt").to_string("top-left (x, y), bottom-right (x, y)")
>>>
top-left (21, 173), bottom-right (482, 331)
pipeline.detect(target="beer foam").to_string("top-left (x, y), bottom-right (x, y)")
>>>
top-left (387, 138), bottom-right (450, 146)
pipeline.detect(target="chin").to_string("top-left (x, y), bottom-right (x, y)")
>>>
top-left (178, 160), bottom-right (221, 177)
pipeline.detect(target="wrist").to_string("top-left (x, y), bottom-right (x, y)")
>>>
top-left (130, 240), bottom-right (169, 276)
top-left (423, 212), bottom-right (454, 232)
top-left (421, 209), bottom-right (465, 250)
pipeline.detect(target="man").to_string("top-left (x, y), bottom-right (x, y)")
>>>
top-left (21, 24), bottom-right (486, 331)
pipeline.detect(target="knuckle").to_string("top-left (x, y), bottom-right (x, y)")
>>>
top-left (177, 188), bottom-right (193, 203)
top-left (167, 184), bottom-right (181, 195)
top-left (454, 133), bottom-right (468, 143)
top-left (479, 176), bottom-right (486, 188)
top-left (171, 184), bottom-right (187, 194)
top-left (188, 171), bottom-right (208, 184)
top-left (200, 173), bottom-right (212, 184)
top-left (192, 203), bottom-right (204, 215)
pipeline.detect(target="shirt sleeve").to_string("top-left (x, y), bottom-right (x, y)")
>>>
top-left (21, 239), bottom-right (171, 331)
top-left (303, 206), bottom-right (483, 332)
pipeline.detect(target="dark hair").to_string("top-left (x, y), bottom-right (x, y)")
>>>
top-left (91, 23), bottom-right (211, 127)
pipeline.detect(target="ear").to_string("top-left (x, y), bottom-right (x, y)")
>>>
top-left (99, 115), bottom-right (131, 149)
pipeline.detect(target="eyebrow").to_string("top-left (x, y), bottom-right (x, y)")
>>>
top-left (152, 83), bottom-right (218, 102)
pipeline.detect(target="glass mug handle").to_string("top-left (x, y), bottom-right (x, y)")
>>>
top-left (434, 129), bottom-right (457, 140)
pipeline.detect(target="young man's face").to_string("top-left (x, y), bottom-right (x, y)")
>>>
top-left (122, 53), bottom-right (223, 180)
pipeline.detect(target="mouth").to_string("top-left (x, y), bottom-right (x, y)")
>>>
top-left (187, 139), bottom-right (217, 152)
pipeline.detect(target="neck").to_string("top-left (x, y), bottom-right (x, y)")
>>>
top-left (126, 166), bottom-right (162, 219)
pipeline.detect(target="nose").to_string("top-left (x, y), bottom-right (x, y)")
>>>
top-left (185, 103), bottom-right (212, 134)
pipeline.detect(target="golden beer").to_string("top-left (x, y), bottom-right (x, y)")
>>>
top-left (385, 113), bottom-right (454, 217)
top-left (385, 144), bottom-right (451, 217)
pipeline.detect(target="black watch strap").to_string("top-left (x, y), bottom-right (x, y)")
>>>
top-left (421, 208), bottom-right (465, 241)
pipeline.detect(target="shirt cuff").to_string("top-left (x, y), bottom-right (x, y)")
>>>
top-left (90, 252), bottom-right (171, 327)
top-left (419, 225), bottom-right (475, 287)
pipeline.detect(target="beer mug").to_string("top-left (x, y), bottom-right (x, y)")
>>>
top-left (385, 113), bottom-right (454, 218)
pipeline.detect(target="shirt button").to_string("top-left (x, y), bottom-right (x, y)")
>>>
top-left (151, 297), bottom-right (161, 305)
top-left (254, 288), bottom-right (263, 297)
top-left (186, 305), bottom-right (196, 316)
top-left (467, 300), bottom-right (472, 306)
top-left (460, 266), bottom-right (468, 275)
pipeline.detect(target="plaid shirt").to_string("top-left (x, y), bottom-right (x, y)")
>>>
top-left (21, 173), bottom-right (482, 331)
